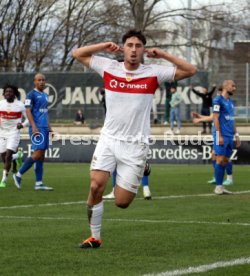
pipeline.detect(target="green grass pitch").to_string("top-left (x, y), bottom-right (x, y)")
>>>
top-left (0, 163), bottom-right (250, 276)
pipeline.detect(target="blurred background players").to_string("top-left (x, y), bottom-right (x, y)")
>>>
top-left (190, 84), bottom-right (216, 134)
top-left (103, 161), bottom-right (152, 200)
top-left (164, 81), bottom-right (177, 125)
top-left (13, 73), bottom-right (53, 191)
top-left (169, 85), bottom-right (182, 134)
top-left (0, 84), bottom-right (29, 188)
top-left (74, 109), bottom-right (85, 125)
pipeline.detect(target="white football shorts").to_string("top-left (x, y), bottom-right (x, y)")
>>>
top-left (90, 135), bottom-right (149, 194)
top-left (0, 133), bottom-right (20, 153)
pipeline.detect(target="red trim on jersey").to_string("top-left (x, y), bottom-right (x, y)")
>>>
top-left (104, 72), bottom-right (158, 94)
top-left (0, 111), bottom-right (22, 119)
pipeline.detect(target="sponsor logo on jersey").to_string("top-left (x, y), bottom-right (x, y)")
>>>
top-left (0, 111), bottom-right (22, 119)
top-left (104, 72), bottom-right (158, 94)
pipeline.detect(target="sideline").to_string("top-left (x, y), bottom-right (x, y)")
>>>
top-left (143, 257), bottom-right (250, 276)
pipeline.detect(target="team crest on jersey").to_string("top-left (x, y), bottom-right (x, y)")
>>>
top-left (126, 73), bottom-right (133, 82)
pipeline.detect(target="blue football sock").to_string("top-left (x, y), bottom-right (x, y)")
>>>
top-left (226, 161), bottom-right (233, 175)
top-left (212, 160), bottom-right (216, 178)
top-left (215, 163), bottom-right (225, 185)
top-left (19, 157), bottom-right (35, 175)
top-left (34, 160), bottom-right (43, 182)
top-left (112, 169), bottom-right (117, 188)
top-left (141, 175), bottom-right (148, 186)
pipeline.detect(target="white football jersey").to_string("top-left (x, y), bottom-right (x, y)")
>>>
top-left (0, 99), bottom-right (26, 137)
top-left (91, 56), bottom-right (176, 143)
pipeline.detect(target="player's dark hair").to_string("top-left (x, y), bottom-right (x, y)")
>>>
top-left (3, 83), bottom-right (20, 99)
top-left (122, 29), bottom-right (146, 45)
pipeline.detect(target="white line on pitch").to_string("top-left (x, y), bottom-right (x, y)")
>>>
top-left (0, 190), bottom-right (250, 210)
top-left (143, 256), bottom-right (250, 276)
top-left (1, 215), bottom-right (250, 228)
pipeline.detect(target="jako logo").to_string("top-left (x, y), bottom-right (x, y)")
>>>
top-left (110, 80), bottom-right (118, 88)
top-left (44, 83), bottom-right (58, 109)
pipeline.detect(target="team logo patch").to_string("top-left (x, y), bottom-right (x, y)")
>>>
top-left (126, 73), bottom-right (133, 82)
top-left (25, 99), bottom-right (31, 106)
top-left (213, 105), bottom-right (220, 112)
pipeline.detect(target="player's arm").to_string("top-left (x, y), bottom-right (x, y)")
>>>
top-left (26, 108), bottom-right (39, 135)
top-left (234, 127), bottom-right (241, 148)
top-left (17, 110), bottom-right (29, 129)
top-left (192, 113), bottom-right (213, 124)
top-left (213, 112), bottom-right (223, 145)
top-left (72, 42), bottom-right (121, 68)
top-left (208, 85), bottom-right (216, 95)
top-left (191, 87), bottom-right (203, 97)
top-left (145, 48), bottom-right (197, 80)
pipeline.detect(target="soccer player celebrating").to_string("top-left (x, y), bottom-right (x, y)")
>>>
top-left (212, 80), bottom-right (240, 195)
top-left (73, 29), bottom-right (197, 248)
top-left (0, 84), bottom-right (29, 188)
top-left (13, 74), bottom-right (53, 191)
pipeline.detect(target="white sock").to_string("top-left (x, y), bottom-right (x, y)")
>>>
top-left (143, 186), bottom-right (151, 194)
top-left (12, 153), bottom-right (18, 160)
top-left (2, 170), bottom-right (8, 182)
top-left (88, 201), bottom-right (104, 240)
top-left (16, 172), bottom-right (22, 178)
top-left (35, 181), bottom-right (43, 186)
top-left (227, 175), bottom-right (233, 181)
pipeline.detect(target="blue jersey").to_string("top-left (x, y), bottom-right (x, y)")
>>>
top-left (212, 95), bottom-right (234, 138)
top-left (25, 89), bottom-right (49, 128)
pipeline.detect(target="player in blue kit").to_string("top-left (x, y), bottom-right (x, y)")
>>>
top-left (212, 80), bottom-right (240, 195)
top-left (13, 73), bottom-right (53, 191)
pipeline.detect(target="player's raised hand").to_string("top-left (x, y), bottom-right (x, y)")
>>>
top-left (103, 42), bottom-right (122, 53)
top-left (145, 48), bottom-right (163, 58)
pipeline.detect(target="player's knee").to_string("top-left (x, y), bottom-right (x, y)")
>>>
top-left (115, 200), bottom-right (130, 209)
top-left (90, 180), bottom-right (104, 197)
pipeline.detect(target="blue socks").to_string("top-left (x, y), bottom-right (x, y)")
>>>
top-left (212, 160), bottom-right (216, 178)
top-left (34, 160), bottom-right (43, 183)
top-left (226, 161), bottom-right (233, 175)
top-left (19, 157), bottom-right (35, 175)
top-left (141, 175), bottom-right (148, 186)
top-left (215, 163), bottom-right (226, 185)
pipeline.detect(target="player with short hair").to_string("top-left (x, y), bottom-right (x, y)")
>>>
top-left (0, 84), bottom-right (29, 188)
top-left (13, 73), bottom-right (53, 191)
top-left (212, 80), bottom-right (240, 194)
top-left (73, 29), bottom-right (197, 248)
top-left (192, 112), bottom-right (234, 185)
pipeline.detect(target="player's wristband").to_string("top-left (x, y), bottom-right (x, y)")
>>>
top-left (235, 133), bottom-right (240, 137)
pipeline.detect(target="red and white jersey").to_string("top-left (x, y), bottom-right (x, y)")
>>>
top-left (0, 99), bottom-right (26, 137)
top-left (91, 56), bottom-right (176, 143)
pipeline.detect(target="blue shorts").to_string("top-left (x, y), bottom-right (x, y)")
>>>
top-left (29, 127), bottom-right (49, 150)
top-left (213, 135), bottom-right (234, 158)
